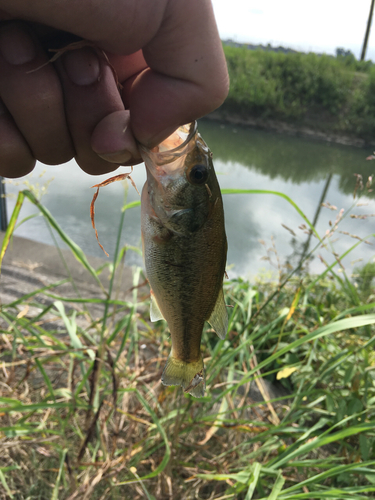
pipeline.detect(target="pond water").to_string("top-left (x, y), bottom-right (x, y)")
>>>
top-left (4, 119), bottom-right (375, 279)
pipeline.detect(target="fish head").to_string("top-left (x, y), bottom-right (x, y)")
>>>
top-left (140, 122), bottom-right (220, 235)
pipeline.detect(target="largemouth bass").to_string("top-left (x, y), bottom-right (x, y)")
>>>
top-left (140, 122), bottom-right (228, 398)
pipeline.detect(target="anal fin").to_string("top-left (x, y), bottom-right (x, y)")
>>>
top-left (208, 288), bottom-right (228, 340)
top-left (150, 290), bottom-right (165, 322)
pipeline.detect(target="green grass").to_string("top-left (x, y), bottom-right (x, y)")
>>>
top-left (221, 46), bottom-right (375, 141)
top-left (0, 184), bottom-right (374, 499)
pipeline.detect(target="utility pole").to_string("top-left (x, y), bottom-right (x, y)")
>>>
top-left (0, 177), bottom-right (7, 231)
top-left (361, 0), bottom-right (375, 61)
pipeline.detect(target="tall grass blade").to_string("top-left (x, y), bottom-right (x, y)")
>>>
top-left (122, 200), bottom-right (141, 211)
top-left (222, 189), bottom-right (320, 239)
top-left (270, 421), bottom-right (375, 470)
top-left (129, 468), bottom-right (155, 500)
top-left (100, 184), bottom-right (137, 340)
top-left (306, 233), bottom-right (375, 293)
top-left (0, 190), bottom-right (25, 272)
top-left (35, 358), bottom-right (56, 403)
top-left (0, 469), bottom-right (14, 499)
top-left (280, 460), bottom-right (375, 495)
top-left (267, 471), bottom-right (285, 500)
top-left (276, 489), bottom-right (375, 499)
top-left (116, 389), bottom-right (171, 482)
top-left (50, 449), bottom-right (67, 500)
top-left (22, 189), bottom-right (105, 291)
top-left (245, 462), bottom-right (262, 500)
top-left (6, 280), bottom-right (69, 308)
top-left (221, 313), bottom-right (375, 401)
top-left (54, 301), bottom-right (95, 360)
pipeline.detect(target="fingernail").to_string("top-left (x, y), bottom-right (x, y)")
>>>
top-left (98, 150), bottom-right (132, 164)
top-left (0, 25), bottom-right (36, 65)
top-left (63, 48), bottom-right (100, 86)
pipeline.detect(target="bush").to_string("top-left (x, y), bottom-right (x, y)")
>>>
top-left (222, 45), bottom-right (375, 140)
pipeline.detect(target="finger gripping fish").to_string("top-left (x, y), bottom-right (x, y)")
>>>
top-left (140, 122), bottom-right (228, 398)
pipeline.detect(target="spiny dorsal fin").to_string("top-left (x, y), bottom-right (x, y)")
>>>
top-left (150, 290), bottom-right (165, 322)
top-left (208, 288), bottom-right (228, 340)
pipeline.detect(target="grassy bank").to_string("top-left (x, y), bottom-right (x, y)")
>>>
top-left (221, 46), bottom-right (375, 142)
top-left (0, 185), bottom-right (375, 499)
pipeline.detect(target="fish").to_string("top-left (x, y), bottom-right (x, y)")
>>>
top-left (139, 122), bottom-right (228, 398)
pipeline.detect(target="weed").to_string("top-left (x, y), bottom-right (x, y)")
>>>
top-left (0, 185), bottom-right (374, 499)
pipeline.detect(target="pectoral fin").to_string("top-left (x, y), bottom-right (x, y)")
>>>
top-left (150, 290), bottom-right (165, 322)
top-left (208, 288), bottom-right (228, 340)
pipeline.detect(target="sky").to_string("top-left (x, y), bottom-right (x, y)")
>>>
top-left (212, 0), bottom-right (375, 61)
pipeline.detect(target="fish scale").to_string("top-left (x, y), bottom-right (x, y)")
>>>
top-left (140, 122), bottom-right (228, 397)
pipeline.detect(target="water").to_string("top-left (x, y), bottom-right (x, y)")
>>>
top-left (4, 119), bottom-right (375, 279)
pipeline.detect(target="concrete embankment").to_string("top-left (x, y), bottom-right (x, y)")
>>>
top-left (205, 111), bottom-right (370, 148)
top-left (0, 232), bottom-right (135, 324)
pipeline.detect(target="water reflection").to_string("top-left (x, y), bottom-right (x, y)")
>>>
top-left (5, 120), bottom-right (375, 279)
top-left (199, 120), bottom-right (375, 277)
top-left (199, 120), bottom-right (375, 192)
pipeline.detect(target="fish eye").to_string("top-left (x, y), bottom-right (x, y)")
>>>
top-left (188, 164), bottom-right (209, 185)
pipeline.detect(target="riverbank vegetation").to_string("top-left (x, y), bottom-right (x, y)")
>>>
top-left (221, 46), bottom-right (375, 142)
top-left (0, 184), bottom-right (374, 499)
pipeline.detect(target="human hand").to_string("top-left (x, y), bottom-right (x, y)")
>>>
top-left (0, 0), bottom-right (229, 177)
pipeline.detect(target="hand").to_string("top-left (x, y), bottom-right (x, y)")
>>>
top-left (0, 0), bottom-right (229, 177)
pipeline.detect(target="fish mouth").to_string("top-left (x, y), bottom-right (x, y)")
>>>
top-left (139, 122), bottom-right (198, 181)
top-left (141, 122), bottom-right (197, 156)
top-left (157, 122), bottom-right (197, 155)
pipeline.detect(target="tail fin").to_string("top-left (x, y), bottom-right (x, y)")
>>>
top-left (161, 355), bottom-right (205, 398)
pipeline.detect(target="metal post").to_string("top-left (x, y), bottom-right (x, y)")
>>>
top-left (0, 177), bottom-right (8, 231)
top-left (361, 0), bottom-right (375, 61)
top-left (297, 173), bottom-right (333, 270)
